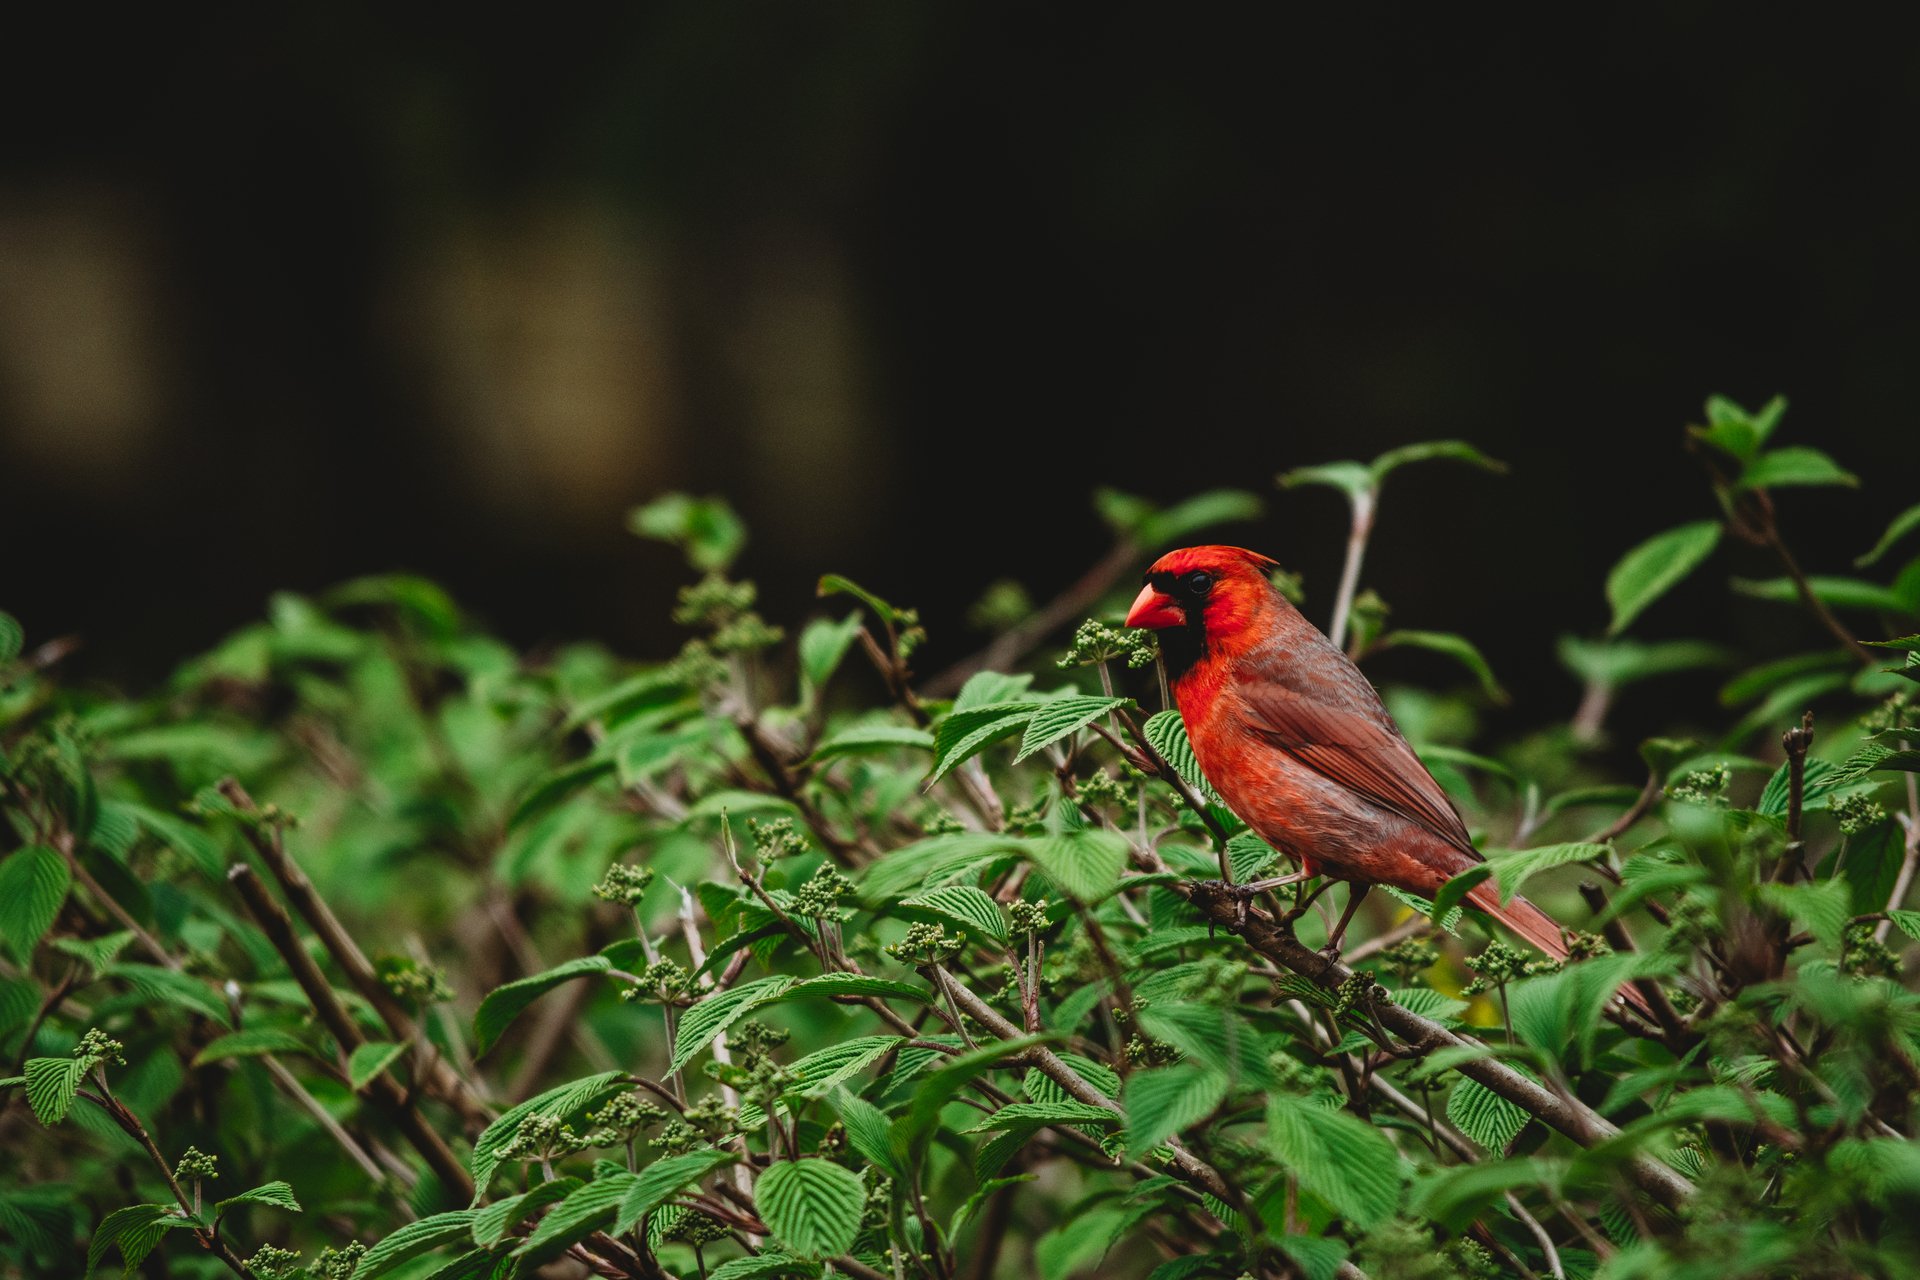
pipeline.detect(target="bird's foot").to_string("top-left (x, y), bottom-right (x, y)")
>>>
top-left (1316, 940), bottom-right (1345, 978)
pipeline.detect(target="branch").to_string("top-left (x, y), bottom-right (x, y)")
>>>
top-left (1328, 487), bottom-right (1377, 653)
top-left (228, 864), bottom-right (475, 1200)
top-left (1169, 872), bottom-right (1694, 1205)
top-left (217, 780), bottom-right (492, 1128)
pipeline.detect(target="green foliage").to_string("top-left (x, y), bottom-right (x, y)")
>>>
top-left (4, 443), bottom-right (1920, 1280)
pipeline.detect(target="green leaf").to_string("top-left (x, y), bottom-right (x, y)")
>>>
top-left (966, 1101), bottom-right (1119, 1133)
top-left (0, 611), bottom-right (21, 663)
top-left (1447, 1078), bottom-right (1530, 1151)
top-left (614, 1149), bottom-right (736, 1235)
top-left (1887, 910), bottom-right (1920, 941)
top-left (785, 1036), bottom-right (904, 1097)
top-left (901, 885), bottom-right (1010, 947)
top-left (1732, 576), bottom-right (1917, 616)
top-left (1277, 460), bottom-right (1373, 502)
top-left (1367, 439), bottom-right (1507, 487)
top-left (473, 955), bottom-right (611, 1056)
top-left (0, 846), bottom-right (70, 965)
top-left (927, 702), bottom-right (1037, 785)
top-left (24, 1056), bottom-right (87, 1126)
top-left (953, 670), bottom-right (1035, 711)
top-left (816, 574), bottom-right (902, 624)
top-left (798, 613), bottom-right (863, 694)
top-left (1690, 393), bottom-right (1784, 462)
top-left (515, 1173), bottom-right (638, 1258)
top-left (1142, 709), bottom-right (1221, 804)
top-left (1265, 1094), bottom-right (1403, 1228)
top-left (770, 973), bottom-right (929, 1006)
top-left (508, 758), bottom-right (617, 832)
top-left (708, 1255), bottom-right (819, 1280)
top-left (1483, 842), bottom-right (1610, 904)
top-left (1739, 445), bottom-right (1858, 490)
top-left (1129, 489), bottom-right (1266, 548)
top-left (1430, 865), bottom-right (1492, 924)
top-left (1226, 831), bottom-right (1281, 881)
top-left (1379, 630), bottom-right (1508, 703)
top-left (672, 976), bottom-right (795, 1073)
top-left (1859, 504), bottom-right (1920, 568)
top-left (629, 493), bottom-right (746, 571)
top-left (469, 1071), bottom-right (625, 1198)
top-left (1558, 635), bottom-right (1731, 689)
top-left (471, 1177), bottom-right (579, 1246)
top-left (101, 964), bottom-right (231, 1027)
top-left (1012, 696), bottom-right (1129, 764)
top-left (85, 1203), bottom-right (177, 1276)
top-left (214, 1180), bottom-right (300, 1214)
top-left (1605, 521), bottom-right (1723, 635)
top-left (808, 724), bottom-right (934, 764)
top-left (191, 1028), bottom-right (313, 1068)
top-left (831, 1088), bottom-right (899, 1176)
top-left (347, 1041), bottom-right (408, 1091)
top-left (1756, 758), bottom-right (1843, 818)
top-left (1719, 650), bottom-right (1854, 707)
top-left (357, 1210), bottom-right (480, 1279)
top-left (755, 1159), bottom-right (865, 1258)
top-left (895, 1034), bottom-right (1052, 1152)
top-left (1123, 1062), bottom-right (1229, 1155)
top-left (1028, 828), bottom-right (1128, 902)
top-left (1277, 1236), bottom-right (1351, 1280)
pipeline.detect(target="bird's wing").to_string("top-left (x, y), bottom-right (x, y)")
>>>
top-left (1238, 671), bottom-right (1479, 859)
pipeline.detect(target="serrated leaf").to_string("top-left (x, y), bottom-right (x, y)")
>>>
top-left (786, 1036), bottom-right (904, 1097)
top-left (469, 1071), bottom-right (625, 1198)
top-left (1012, 696), bottom-right (1129, 763)
top-left (965, 1101), bottom-right (1119, 1134)
top-left (347, 1041), bottom-right (408, 1091)
top-left (755, 1159), bottom-right (865, 1258)
top-left (24, 1056), bottom-right (87, 1126)
top-left (816, 574), bottom-right (902, 623)
top-left (895, 1034), bottom-right (1051, 1152)
top-left (927, 702), bottom-right (1037, 785)
top-left (1605, 521), bottom-right (1722, 635)
top-left (901, 885), bottom-right (1010, 946)
top-left (1265, 1094), bottom-right (1403, 1228)
top-left (808, 724), bottom-right (934, 764)
top-left (508, 758), bottom-right (617, 832)
top-left (515, 1173), bottom-right (638, 1258)
top-left (357, 1210), bottom-right (480, 1279)
top-left (708, 1255), bottom-right (818, 1280)
top-left (1123, 1062), bottom-right (1229, 1155)
top-left (1143, 709), bottom-right (1221, 803)
top-left (1558, 635), bottom-right (1732, 688)
top-left (214, 1180), bottom-right (300, 1214)
top-left (1739, 445), bottom-right (1858, 490)
top-left (1028, 828), bottom-right (1128, 902)
top-left (831, 1088), bottom-right (899, 1176)
top-left (770, 972), bottom-right (929, 1006)
top-left (0, 846), bottom-right (70, 965)
top-left (471, 1177), bottom-right (578, 1247)
top-left (1860, 504), bottom-right (1920, 568)
top-left (1447, 1078), bottom-right (1530, 1151)
top-left (613, 1149), bottom-right (736, 1235)
top-left (1887, 910), bottom-right (1920, 941)
top-left (85, 1203), bottom-right (174, 1276)
top-left (473, 955), bottom-right (611, 1056)
top-left (1484, 842), bottom-right (1609, 904)
top-left (672, 976), bottom-right (794, 1072)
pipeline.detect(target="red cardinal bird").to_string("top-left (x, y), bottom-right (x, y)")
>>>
top-left (1126, 545), bottom-right (1639, 1008)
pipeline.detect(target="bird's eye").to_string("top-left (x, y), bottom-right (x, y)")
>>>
top-left (1182, 570), bottom-right (1214, 597)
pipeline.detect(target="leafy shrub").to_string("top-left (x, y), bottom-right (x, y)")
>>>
top-left (3, 395), bottom-right (1919, 1280)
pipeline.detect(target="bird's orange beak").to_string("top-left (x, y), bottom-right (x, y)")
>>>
top-left (1125, 583), bottom-right (1182, 630)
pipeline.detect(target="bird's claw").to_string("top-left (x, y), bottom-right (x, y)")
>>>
top-left (1192, 879), bottom-right (1262, 931)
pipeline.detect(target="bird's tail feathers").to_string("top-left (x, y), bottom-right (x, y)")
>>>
top-left (1469, 883), bottom-right (1656, 1021)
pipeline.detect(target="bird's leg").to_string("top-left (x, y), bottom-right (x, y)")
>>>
top-left (1194, 870), bottom-right (1313, 931)
top-left (1319, 883), bottom-right (1373, 972)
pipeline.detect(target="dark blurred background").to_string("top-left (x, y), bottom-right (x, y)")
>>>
top-left (3, 7), bottom-right (1917, 731)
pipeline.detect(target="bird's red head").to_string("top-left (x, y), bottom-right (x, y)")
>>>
top-left (1125, 546), bottom-right (1282, 669)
